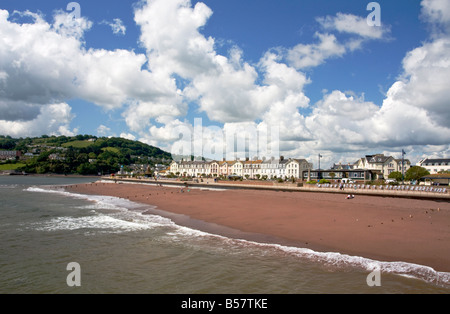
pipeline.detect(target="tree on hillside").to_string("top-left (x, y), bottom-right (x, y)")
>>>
top-left (405, 166), bottom-right (430, 181)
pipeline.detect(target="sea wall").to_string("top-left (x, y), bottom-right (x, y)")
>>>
top-left (100, 177), bottom-right (450, 201)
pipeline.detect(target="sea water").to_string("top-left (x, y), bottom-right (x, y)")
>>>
top-left (0, 176), bottom-right (449, 294)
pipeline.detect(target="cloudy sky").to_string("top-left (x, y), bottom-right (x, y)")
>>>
top-left (0, 0), bottom-right (449, 167)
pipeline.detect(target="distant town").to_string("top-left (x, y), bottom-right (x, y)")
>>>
top-left (166, 154), bottom-right (450, 186)
top-left (0, 135), bottom-right (171, 176)
top-left (1, 135), bottom-right (449, 186)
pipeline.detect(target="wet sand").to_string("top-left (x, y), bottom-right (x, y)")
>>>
top-left (65, 181), bottom-right (450, 272)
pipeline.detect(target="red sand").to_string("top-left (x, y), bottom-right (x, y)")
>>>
top-left (66, 182), bottom-right (450, 272)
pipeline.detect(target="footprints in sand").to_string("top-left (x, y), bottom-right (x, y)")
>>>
top-left (112, 187), bottom-right (191, 200)
top-left (344, 207), bottom-right (444, 229)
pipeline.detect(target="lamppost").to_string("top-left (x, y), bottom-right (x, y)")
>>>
top-left (401, 149), bottom-right (406, 184)
top-left (318, 154), bottom-right (322, 180)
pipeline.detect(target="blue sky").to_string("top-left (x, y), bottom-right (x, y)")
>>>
top-left (0, 0), bottom-right (449, 166)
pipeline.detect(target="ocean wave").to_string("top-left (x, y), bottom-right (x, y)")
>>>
top-left (156, 219), bottom-right (449, 288)
top-left (162, 220), bottom-right (450, 287)
top-left (270, 244), bottom-right (449, 288)
top-left (26, 186), bottom-right (146, 211)
top-left (27, 185), bottom-right (450, 288)
top-left (28, 214), bottom-right (167, 234)
top-left (25, 186), bottom-right (173, 234)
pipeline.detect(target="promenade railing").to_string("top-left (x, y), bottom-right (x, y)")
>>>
top-left (313, 183), bottom-right (448, 195)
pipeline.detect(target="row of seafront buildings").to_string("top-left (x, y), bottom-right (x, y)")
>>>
top-left (169, 153), bottom-right (422, 181)
top-left (170, 156), bottom-right (312, 180)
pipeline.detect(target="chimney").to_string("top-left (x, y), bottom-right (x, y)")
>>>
top-left (280, 156), bottom-right (284, 161)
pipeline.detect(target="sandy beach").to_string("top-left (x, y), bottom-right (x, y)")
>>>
top-left (65, 181), bottom-right (450, 273)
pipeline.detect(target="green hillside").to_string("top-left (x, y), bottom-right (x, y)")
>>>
top-left (0, 135), bottom-right (172, 175)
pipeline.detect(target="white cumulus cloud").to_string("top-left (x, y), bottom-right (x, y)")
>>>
top-left (101, 18), bottom-right (126, 36)
top-left (0, 8), bottom-right (182, 137)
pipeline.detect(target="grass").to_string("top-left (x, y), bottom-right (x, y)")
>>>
top-left (102, 147), bottom-right (120, 154)
top-left (0, 163), bottom-right (25, 170)
top-left (62, 140), bottom-right (94, 148)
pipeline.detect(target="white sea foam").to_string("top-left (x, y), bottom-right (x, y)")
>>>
top-left (31, 215), bottom-right (152, 233)
top-left (25, 186), bottom-right (173, 234)
top-left (27, 185), bottom-right (450, 288)
top-left (26, 186), bottom-right (145, 210)
top-left (162, 219), bottom-right (450, 287)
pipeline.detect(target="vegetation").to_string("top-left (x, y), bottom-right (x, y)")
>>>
top-left (61, 140), bottom-right (95, 148)
top-left (388, 171), bottom-right (403, 181)
top-left (0, 163), bottom-right (26, 171)
top-left (0, 135), bottom-right (172, 175)
top-left (405, 166), bottom-right (430, 181)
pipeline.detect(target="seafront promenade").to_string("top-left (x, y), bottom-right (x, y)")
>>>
top-left (100, 176), bottom-right (450, 201)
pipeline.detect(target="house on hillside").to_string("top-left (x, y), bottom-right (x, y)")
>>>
top-left (0, 150), bottom-right (21, 160)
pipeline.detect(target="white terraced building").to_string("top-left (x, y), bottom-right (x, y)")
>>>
top-left (170, 157), bottom-right (312, 179)
top-left (416, 158), bottom-right (450, 174)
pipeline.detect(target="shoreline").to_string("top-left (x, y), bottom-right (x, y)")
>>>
top-left (65, 181), bottom-right (450, 273)
top-left (101, 177), bottom-right (450, 201)
top-left (0, 172), bottom-right (101, 178)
